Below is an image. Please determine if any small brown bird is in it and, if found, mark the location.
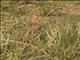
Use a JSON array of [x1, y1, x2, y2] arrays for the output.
[[24, 15, 42, 40]]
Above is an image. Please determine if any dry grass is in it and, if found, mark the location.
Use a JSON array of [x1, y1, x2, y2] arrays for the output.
[[0, 1, 80, 60]]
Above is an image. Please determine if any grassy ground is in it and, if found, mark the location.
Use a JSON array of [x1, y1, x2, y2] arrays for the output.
[[0, 1, 80, 60]]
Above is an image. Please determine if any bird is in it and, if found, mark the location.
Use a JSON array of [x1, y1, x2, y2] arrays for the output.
[[24, 15, 42, 41]]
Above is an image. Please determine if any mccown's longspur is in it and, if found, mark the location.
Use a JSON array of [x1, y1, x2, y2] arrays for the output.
[[23, 15, 43, 41]]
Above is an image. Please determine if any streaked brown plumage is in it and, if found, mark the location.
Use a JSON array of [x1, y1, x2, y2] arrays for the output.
[[24, 15, 42, 40]]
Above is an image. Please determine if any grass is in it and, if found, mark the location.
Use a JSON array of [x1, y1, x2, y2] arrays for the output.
[[0, 1, 80, 60]]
